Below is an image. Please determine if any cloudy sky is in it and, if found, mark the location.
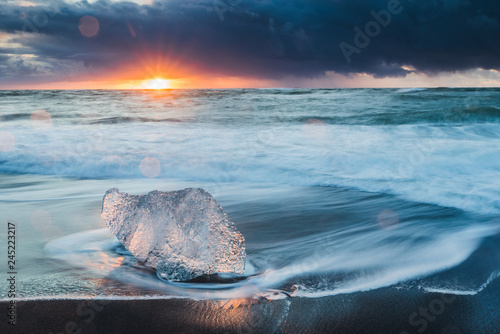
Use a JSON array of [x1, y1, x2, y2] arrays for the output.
[[0, 0, 500, 88]]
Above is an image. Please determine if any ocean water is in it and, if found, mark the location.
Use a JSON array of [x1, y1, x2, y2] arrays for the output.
[[1, 88, 500, 301]]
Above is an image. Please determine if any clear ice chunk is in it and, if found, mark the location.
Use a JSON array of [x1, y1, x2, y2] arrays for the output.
[[101, 188, 246, 281]]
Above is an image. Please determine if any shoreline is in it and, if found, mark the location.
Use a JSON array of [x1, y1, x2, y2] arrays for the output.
[[2, 278, 499, 334]]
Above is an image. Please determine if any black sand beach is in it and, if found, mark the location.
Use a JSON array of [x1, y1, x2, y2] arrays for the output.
[[3, 276, 500, 334]]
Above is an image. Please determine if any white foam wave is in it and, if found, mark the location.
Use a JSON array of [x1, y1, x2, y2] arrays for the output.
[[3, 123, 500, 214], [251, 225, 499, 298], [44, 223, 499, 300], [422, 270, 500, 296]]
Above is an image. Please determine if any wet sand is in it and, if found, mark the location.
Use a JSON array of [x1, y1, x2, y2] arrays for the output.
[[2, 277, 499, 334]]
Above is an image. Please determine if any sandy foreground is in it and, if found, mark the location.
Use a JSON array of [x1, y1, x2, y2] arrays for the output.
[[2, 277, 499, 334]]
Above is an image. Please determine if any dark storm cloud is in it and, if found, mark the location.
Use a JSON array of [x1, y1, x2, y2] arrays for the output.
[[0, 0, 499, 80]]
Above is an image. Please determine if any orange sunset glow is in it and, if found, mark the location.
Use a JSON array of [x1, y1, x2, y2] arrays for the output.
[[1, 0, 500, 90]]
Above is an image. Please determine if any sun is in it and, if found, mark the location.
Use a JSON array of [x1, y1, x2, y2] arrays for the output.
[[141, 78, 171, 89]]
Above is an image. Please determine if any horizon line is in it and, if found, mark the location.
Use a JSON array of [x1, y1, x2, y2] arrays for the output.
[[1, 86, 499, 91]]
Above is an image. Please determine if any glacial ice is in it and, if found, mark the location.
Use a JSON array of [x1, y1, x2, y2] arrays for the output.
[[101, 188, 246, 281]]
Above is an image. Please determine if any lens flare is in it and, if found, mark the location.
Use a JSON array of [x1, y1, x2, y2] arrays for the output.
[[140, 157, 161, 178], [378, 209, 400, 230], [79, 16, 99, 37], [31, 109, 52, 129]]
